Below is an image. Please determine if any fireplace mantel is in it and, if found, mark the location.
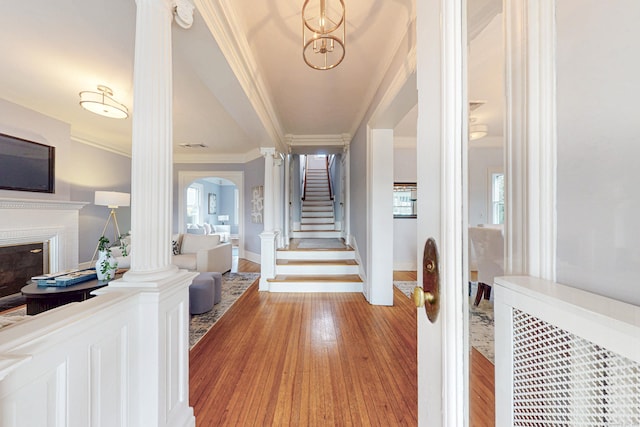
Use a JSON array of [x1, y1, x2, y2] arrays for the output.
[[0, 197, 88, 273], [0, 197, 87, 211]]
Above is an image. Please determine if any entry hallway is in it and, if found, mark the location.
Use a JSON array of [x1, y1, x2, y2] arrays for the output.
[[189, 279, 417, 425]]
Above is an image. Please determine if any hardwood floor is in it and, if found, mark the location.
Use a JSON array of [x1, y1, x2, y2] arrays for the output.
[[394, 270, 495, 426], [190, 263, 494, 426], [190, 273, 417, 425]]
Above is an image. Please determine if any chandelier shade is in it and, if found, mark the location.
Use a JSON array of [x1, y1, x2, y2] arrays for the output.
[[302, 0, 346, 70], [79, 85, 129, 119]]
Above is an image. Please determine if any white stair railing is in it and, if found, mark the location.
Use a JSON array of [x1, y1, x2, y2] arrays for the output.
[[494, 276, 640, 427]]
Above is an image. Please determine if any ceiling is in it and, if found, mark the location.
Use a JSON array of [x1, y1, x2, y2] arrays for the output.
[[0, 0, 501, 162]]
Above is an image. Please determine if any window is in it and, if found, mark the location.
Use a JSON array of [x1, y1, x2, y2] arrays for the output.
[[393, 183, 417, 218], [491, 173, 505, 224], [187, 183, 203, 225]]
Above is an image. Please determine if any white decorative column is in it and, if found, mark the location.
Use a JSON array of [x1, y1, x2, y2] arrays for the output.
[[283, 152, 291, 246], [274, 156, 284, 248], [104, 1, 197, 426], [342, 142, 351, 245], [259, 147, 276, 290]]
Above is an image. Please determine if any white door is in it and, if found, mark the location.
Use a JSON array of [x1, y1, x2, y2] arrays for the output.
[[416, 0, 468, 425]]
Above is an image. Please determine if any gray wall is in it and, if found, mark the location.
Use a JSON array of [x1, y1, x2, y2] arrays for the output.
[[468, 146, 503, 226], [556, 0, 640, 305], [68, 142, 131, 263], [173, 160, 264, 254], [349, 21, 416, 271], [243, 156, 265, 254], [0, 98, 132, 265], [393, 146, 417, 270]]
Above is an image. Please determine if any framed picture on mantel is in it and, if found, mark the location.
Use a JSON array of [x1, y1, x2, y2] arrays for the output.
[[208, 193, 217, 215]]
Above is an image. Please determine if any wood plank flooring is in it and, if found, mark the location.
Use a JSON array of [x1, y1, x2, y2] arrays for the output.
[[190, 273, 417, 425], [191, 262, 494, 426]]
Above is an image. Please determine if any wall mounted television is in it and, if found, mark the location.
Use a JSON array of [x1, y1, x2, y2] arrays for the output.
[[0, 133, 55, 193]]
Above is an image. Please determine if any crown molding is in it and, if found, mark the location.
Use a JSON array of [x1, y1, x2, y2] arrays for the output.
[[71, 135, 132, 158], [195, 0, 285, 152], [285, 134, 352, 147]]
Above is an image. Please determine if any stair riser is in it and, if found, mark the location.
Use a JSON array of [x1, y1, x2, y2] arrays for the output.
[[301, 212, 334, 218], [302, 201, 333, 206], [277, 251, 355, 261], [301, 218, 334, 225], [268, 282, 363, 293], [291, 231, 342, 238], [305, 197, 331, 201], [275, 264, 360, 275], [301, 224, 335, 231], [302, 206, 333, 212]]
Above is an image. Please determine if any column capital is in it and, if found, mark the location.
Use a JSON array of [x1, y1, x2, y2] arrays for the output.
[[260, 147, 276, 157], [173, 0, 194, 28]]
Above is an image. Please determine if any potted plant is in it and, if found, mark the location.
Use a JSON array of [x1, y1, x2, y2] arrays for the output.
[[96, 236, 118, 281]]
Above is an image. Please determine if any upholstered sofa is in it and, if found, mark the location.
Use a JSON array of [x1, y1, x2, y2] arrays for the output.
[[171, 233, 232, 273], [186, 223, 231, 242]]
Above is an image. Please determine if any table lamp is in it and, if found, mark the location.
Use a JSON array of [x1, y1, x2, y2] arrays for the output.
[[218, 215, 229, 225]]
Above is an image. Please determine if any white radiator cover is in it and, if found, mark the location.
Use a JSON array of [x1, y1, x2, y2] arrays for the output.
[[494, 276, 640, 426]]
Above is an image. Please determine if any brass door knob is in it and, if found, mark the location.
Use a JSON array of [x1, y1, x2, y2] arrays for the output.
[[413, 287, 436, 308]]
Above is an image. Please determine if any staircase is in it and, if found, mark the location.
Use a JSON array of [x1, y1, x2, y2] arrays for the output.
[[268, 161, 363, 292]]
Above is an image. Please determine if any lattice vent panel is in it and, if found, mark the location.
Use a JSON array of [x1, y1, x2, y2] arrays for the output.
[[512, 309, 640, 426]]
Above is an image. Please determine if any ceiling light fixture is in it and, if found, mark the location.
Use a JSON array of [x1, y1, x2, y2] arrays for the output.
[[79, 85, 129, 119], [302, 0, 345, 70], [470, 124, 489, 140]]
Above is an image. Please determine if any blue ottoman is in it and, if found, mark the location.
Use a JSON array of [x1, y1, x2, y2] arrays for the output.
[[189, 272, 222, 315]]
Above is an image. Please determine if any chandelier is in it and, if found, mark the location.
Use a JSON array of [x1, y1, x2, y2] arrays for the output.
[[302, 0, 345, 70]]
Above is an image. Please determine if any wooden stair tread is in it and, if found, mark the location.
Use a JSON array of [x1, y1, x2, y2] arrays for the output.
[[268, 274, 363, 282]]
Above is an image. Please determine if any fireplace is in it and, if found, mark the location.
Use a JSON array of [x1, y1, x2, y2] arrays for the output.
[[0, 198, 87, 289], [0, 242, 49, 298]]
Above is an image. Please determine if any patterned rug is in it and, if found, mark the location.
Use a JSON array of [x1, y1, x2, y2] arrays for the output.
[[393, 281, 495, 364], [189, 272, 259, 348]]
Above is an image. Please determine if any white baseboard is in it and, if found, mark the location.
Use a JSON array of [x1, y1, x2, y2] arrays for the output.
[[244, 250, 261, 264], [393, 261, 417, 271]]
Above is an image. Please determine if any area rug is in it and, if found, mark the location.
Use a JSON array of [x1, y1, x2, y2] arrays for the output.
[[0, 293, 26, 313], [393, 281, 495, 364], [189, 272, 259, 348]]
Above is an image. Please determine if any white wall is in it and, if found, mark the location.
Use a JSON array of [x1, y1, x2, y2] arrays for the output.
[[556, 0, 640, 305], [393, 145, 417, 270], [468, 146, 503, 226]]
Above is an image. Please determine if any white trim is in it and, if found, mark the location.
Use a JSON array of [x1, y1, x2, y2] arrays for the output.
[[393, 261, 418, 271], [177, 171, 244, 253], [194, 0, 285, 153], [525, 1, 557, 281], [72, 135, 132, 158], [504, 0, 557, 280], [0, 198, 87, 211], [173, 148, 263, 164], [504, 0, 529, 275], [416, 0, 467, 424], [243, 250, 261, 265]]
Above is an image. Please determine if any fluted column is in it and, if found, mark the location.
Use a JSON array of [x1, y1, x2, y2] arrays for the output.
[[259, 148, 276, 290], [125, 0, 178, 282], [283, 153, 291, 246], [273, 157, 283, 248]]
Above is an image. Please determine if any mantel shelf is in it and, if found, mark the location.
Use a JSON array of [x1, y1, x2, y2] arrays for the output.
[[0, 197, 88, 211]]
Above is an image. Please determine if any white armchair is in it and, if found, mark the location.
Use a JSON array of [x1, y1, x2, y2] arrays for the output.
[[171, 233, 232, 273], [468, 226, 504, 306]]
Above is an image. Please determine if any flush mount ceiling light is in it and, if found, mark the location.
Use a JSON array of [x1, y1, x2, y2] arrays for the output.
[[79, 85, 128, 119], [302, 0, 346, 70], [470, 124, 489, 140]]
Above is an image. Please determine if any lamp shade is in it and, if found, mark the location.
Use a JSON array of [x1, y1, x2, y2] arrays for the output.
[[95, 191, 130, 208], [218, 215, 229, 222]]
